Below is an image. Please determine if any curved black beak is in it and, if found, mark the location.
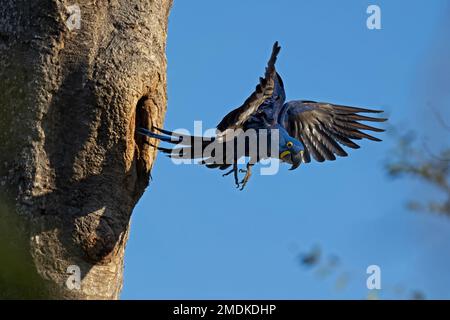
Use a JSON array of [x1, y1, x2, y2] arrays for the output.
[[289, 151, 303, 170]]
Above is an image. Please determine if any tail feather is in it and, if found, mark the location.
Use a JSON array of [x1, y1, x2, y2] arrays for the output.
[[150, 126, 214, 147], [137, 127, 182, 144], [139, 127, 244, 170], [138, 126, 216, 160]]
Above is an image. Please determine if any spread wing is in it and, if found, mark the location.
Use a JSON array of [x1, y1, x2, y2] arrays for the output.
[[281, 101, 387, 163], [216, 42, 281, 135], [244, 72, 286, 129]]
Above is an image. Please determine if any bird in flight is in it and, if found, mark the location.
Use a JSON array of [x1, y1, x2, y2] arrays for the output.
[[138, 42, 387, 190]]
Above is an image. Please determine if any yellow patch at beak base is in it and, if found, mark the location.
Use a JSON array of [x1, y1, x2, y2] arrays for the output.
[[280, 150, 291, 159]]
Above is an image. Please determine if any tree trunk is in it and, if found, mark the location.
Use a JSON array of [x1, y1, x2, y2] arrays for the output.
[[0, 0, 172, 299]]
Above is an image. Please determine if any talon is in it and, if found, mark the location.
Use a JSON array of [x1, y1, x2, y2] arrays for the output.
[[222, 168, 234, 177], [223, 163, 240, 188], [233, 164, 239, 187], [239, 177, 249, 190], [239, 163, 253, 190], [239, 179, 249, 191]]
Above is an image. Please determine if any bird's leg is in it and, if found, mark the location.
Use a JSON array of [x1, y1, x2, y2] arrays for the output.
[[222, 167, 234, 177], [239, 162, 254, 191], [233, 163, 239, 188], [222, 163, 240, 188]]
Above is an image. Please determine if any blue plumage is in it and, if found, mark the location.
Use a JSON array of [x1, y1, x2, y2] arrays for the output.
[[138, 42, 387, 189]]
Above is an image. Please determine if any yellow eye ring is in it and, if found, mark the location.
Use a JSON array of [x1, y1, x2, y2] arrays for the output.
[[286, 141, 293, 148]]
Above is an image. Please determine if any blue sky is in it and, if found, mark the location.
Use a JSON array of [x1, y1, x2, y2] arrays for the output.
[[122, 1, 450, 299]]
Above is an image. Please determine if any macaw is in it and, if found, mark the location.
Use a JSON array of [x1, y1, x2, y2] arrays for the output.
[[138, 42, 387, 190]]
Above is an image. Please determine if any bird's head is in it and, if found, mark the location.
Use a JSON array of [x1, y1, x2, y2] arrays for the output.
[[277, 127, 304, 170]]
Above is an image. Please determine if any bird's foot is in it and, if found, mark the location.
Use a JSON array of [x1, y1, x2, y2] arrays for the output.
[[239, 165, 253, 191], [222, 168, 234, 177], [234, 166, 240, 188], [223, 164, 240, 188]]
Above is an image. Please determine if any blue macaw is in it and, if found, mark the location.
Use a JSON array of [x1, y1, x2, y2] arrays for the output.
[[138, 42, 387, 190]]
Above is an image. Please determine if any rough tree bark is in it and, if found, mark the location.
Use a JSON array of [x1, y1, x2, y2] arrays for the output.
[[0, 0, 172, 299]]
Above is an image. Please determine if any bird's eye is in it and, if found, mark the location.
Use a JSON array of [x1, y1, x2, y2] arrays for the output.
[[286, 141, 293, 148]]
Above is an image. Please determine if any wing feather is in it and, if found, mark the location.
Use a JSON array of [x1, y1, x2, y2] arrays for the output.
[[217, 42, 281, 133], [281, 101, 386, 163]]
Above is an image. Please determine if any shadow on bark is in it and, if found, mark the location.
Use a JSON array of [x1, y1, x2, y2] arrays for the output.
[[26, 63, 153, 280]]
